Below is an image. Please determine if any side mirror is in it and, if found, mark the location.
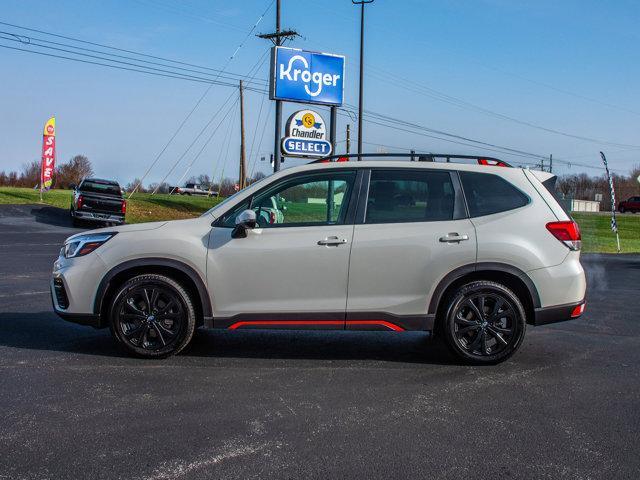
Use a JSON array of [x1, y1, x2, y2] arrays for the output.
[[232, 209, 257, 238]]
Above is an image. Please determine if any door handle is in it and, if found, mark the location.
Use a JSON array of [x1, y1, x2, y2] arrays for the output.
[[317, 236, 348, 246], [439, 233, 469, 243]]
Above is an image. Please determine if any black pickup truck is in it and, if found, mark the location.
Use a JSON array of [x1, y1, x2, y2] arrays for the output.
[[70, 178, 126, 227]]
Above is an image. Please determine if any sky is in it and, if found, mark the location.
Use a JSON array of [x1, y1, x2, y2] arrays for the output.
[[1, 0, 639, 186]]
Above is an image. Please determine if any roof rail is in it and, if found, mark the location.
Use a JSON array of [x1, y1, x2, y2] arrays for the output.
[[311, 153, 513, 167]]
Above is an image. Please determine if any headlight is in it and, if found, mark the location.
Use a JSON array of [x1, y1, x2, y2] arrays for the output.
[[63, 233, 116, 258]]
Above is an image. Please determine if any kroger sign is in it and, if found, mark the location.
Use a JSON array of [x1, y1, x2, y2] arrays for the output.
[[270, 47, 345, 106]]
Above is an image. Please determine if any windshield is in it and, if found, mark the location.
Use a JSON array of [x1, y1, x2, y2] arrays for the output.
[[201, 175, 273, 217], [80, 181, 122, 196]]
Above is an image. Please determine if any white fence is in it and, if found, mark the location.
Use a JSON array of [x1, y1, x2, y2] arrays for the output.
[[571, 200, 600, 212]]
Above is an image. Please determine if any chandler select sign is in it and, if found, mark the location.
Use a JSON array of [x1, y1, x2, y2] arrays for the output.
[[281, 110, 332, 158], [270, 47, 345, 106]]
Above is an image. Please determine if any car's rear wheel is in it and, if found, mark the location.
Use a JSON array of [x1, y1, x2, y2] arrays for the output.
[[109, 274, 196, 358], [441, 281, 526, 364]]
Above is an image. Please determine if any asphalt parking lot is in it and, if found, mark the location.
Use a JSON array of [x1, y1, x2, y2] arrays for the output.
[[0, 204, 639, 480]]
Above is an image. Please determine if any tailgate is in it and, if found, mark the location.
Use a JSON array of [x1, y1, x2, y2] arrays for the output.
[[80, 193, 123, 214]]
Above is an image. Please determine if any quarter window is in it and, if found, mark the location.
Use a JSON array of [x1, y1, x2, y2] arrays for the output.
[[365, 169, 455, 223], [460, 172, 529, 217]]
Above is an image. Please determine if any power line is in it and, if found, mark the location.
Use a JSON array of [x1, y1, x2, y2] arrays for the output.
[[0, 20, 262, 81], [361, 66, 640, 150], [169, 96, 240, 192], [0, 43, 254, 89], [132, 0, 248, 32], [158, 48, 271, 191], [343, 104, 549, 161], [153, 91, 238, 192], [249, 102, 274, 179], [130, 1, 273, 195], [0, 32, 268, 87]]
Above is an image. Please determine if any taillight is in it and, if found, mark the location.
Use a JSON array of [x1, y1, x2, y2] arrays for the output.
[[546, 221, 581, 251], [77, 195, 83, 209], [269, 211, 276, 224], [121, 200, 127, 214], [570, 303, 586, 318]]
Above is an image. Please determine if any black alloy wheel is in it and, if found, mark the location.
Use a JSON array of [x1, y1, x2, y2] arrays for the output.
[[442, 281, 526, 364], [110, 274, 195, 358]]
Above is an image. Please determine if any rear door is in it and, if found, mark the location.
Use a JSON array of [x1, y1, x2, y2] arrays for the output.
[[346, 168, 476, 331]]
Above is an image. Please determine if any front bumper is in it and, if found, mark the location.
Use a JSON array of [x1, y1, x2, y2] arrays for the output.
[[51, 252, 109, 328], [532, 300, 586, 326], [73, 210, 125, 224]]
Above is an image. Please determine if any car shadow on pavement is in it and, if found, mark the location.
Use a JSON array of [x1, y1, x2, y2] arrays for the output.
[[0, 312, 457, 365], [186, 328, 456, 364], [29, 205, 75, 228]]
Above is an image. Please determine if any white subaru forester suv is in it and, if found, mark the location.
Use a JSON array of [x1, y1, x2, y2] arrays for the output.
[[51, 154, 586, 364]]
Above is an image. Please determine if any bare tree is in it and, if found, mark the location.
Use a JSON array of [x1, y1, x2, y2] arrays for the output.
[[125, 178, 145, 193], [19, 161, 41, 188], [57, 155, 94, 187], [147, 182, 172, 194], [248, 171, 267, 185], [219, 177, 236, 196]]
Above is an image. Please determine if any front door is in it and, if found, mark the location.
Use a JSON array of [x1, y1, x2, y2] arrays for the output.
[[346, 168, 477, 331], [207, 170, 358, 329]]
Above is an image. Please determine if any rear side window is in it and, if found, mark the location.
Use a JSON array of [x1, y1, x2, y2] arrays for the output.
[[541, 176, 571, 216], [366, 169, 455, 223], [460, 172, 528, 217]]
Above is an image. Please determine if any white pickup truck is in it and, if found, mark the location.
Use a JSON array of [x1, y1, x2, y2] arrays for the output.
[[174, 183, 217, 196]]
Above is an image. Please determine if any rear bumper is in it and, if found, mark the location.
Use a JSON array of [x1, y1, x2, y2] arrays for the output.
[[73, 210, 125, 224], [532, 300, 585, 326]]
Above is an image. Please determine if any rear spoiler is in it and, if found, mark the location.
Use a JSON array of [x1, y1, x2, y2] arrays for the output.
[[527, 169, 555, 183]]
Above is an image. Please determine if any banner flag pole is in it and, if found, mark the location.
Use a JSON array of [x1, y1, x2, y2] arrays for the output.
[[600, 151, 621, 253], [41, 116, 56, 202]]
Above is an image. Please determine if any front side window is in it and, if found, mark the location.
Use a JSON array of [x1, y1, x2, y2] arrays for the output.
[[219, 171, 356, 228], [365, 169, 455, 224], [460, 171, 529, 217]]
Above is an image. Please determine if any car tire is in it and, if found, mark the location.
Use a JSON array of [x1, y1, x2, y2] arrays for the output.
[[440, 280, 526, 365], [71, 212, 82, 228], [109, 274, 196, 359]]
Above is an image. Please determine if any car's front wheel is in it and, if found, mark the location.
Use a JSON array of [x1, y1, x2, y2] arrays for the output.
[[109, 274, 196, 358], [441, 281, 526, 364]]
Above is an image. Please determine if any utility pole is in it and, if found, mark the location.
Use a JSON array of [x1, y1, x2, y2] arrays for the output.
[[239, 80, 247, 189], [272, 0, 282, 173], [330, 106, 337, 156], [549, 154, 553, 173], [257, 0, 299, 173], [346, 124, 351, 154], [352, 0, 374, 159]]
